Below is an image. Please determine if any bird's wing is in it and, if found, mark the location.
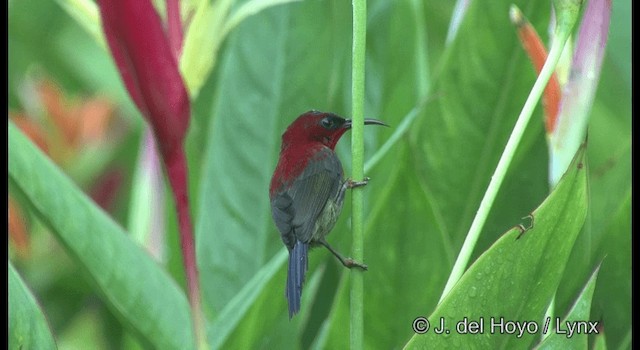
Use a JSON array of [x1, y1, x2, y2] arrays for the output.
[[271, 147, 343, 248]]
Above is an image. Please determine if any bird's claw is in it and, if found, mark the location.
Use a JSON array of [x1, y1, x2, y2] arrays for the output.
[[346, 177, 370, 189], [343, 258, 368, 271]]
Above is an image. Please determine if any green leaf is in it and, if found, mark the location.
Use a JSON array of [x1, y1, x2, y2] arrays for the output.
[[404, 145, 588, 349], [222, 0, 302, 38], [9, 263, 57, 350], [413, 0, 550, 249], [208, 250, 287, 349], [555, 29, 631, 347], [195, 0, 352, 319], [535, 264, 601, 349], [195, 4, 291, 319], [8, 0, 629, 347], [589, 191, 631, 350], [53, 0, 104, 48], [215, 252, 330, 350], [323, 142, 454, 350], [8, 122, 194, 350], [592, 333, 609, 350], [323, 1, 548, 348]]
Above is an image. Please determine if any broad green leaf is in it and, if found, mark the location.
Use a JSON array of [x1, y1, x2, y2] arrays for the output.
[[195, 3, 291, 319], [53, 0, 104, 48], [593, 333, 608, 350], [9, 263, 57, 350], [323, 142, 453, 350], [589, 192, 631, 350], [535, 264, 601, 349], [556, 145, 630, 324], [319, 1, 442, 346], [405, 145, 588, 349], [215, 251, 329, 350], [208, 250, 287, 349], [412, 0, 549, 250], [195, 0, 352, 319], [222, 0, 302, 39], [8, 0, 629, 347], [607, 0, 631, 88], [8, 122, 194, 350], [324, 0, 548, 348]]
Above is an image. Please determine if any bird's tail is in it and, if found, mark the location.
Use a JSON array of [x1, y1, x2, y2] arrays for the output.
[[286, 241, 308, 318]]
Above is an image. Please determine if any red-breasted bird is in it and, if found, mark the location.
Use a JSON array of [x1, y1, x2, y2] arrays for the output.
[[269, 110, 387, 318]]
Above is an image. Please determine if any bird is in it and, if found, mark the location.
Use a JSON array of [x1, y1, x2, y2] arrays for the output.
[[269, 110, 387, 318]]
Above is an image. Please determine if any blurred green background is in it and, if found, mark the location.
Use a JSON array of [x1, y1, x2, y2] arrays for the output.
[[9, 0, 630, 349]]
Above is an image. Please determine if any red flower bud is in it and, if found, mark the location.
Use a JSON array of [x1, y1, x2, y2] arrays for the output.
[[510, 6, 561, 134], [98, 2, 206, 345], [97, 0, 190, 160]]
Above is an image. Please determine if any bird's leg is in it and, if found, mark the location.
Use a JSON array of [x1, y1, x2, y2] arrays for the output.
[[318, 239, 368, 271], [326, 177, 370, 270]]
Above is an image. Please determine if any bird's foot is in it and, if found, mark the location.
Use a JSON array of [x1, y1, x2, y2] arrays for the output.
[[318, 239, 369, 271], [346, 177, 370, 189], [342, 258, 368, 271]]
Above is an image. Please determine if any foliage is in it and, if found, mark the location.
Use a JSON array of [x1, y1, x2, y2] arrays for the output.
[[8, 0, 630, 349]]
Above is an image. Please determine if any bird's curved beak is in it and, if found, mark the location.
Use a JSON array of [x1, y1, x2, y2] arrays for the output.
[[343, 118, 389, 129]]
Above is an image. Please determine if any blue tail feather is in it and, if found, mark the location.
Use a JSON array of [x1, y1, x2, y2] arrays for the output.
[[286, 242, 308, 318]]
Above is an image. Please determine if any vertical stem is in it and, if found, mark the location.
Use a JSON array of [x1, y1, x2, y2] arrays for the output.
[[165, 148, 207, 349], [350, 0, 366, 349]]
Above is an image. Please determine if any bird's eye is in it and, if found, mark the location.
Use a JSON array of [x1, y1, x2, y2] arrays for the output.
[[321, 117, 334, 129]]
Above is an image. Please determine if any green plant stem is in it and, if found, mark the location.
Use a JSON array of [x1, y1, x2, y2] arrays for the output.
[[438, 26, 573, 303], [350, 0, 366, 349]]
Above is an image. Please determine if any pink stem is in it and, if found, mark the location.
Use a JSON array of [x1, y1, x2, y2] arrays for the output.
[[165, 147, 206, 347]]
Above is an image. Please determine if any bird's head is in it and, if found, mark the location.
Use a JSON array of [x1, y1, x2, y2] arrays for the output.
[[281, 110, 387, 150]]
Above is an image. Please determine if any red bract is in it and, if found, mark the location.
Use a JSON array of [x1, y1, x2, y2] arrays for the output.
[[98, 0, 189, 161], [98, 0, 206, 346], [166, 0, 184, 59]]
